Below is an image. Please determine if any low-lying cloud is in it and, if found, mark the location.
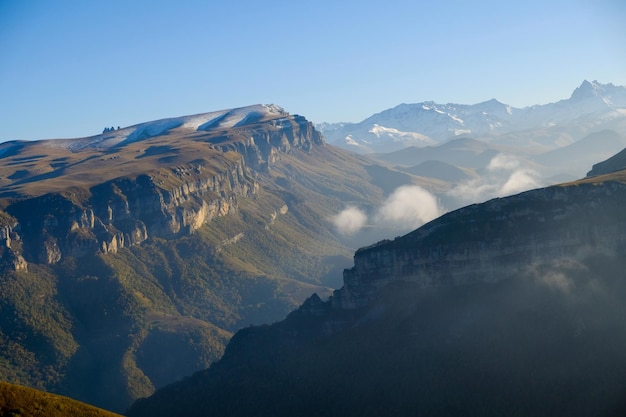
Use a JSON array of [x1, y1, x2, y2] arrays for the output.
[[332, 205, 367, 236], [333, 155, 541, 237], [376, 185, 443, 229], [525, 258, 587, 294], [448, 153, 542, 205], [333, 185, 443, 236]]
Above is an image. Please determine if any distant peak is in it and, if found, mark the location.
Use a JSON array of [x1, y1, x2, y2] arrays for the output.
[[570, 79, 607, 100]]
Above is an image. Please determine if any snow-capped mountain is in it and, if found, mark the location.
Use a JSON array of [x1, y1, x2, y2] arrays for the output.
[[31, 104, 288, 152], [319, 80, 626, 153]]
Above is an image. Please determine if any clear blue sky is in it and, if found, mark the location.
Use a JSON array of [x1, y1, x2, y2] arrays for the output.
[[1, 0, 624, 141]]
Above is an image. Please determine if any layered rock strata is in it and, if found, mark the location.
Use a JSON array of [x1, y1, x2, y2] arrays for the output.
[[0, 112, 322, 267], [332, 181, 626, 309]]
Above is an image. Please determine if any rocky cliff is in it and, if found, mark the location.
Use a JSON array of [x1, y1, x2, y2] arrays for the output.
[[332, 179, 626, 309], [0, 105, 381, 412], [127, 169, 626, 417], [5, 156, 250, 265], [0, 107, 322, 268]]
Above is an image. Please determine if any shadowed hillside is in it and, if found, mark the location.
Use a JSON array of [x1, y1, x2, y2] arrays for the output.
[[128, 168, 626, 417]]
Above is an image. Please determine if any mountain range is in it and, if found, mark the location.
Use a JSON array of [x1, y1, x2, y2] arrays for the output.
[[1, 83, 626, 415], [316, 81, 626, 214], [319, 80, 626, 154]]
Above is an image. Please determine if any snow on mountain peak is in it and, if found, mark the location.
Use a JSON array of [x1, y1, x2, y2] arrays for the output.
[[319, 80, 626, 154], [48, 104, 288, 152]]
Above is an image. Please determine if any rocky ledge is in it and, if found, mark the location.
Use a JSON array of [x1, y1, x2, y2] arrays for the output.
[[0, 109, 323, 267], [332, 180, 626, 309]]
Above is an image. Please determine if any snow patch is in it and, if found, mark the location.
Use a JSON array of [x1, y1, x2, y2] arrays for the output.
[[53, 104, 287, 151], [344, 135, 360, 146], [368, 124, 431, 143], [448, 114, 464, 124], [124, 118, 184, 144]]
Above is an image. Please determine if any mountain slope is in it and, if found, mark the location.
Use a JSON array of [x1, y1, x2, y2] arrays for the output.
[[128, 168, 626, 417], [400, 159, 473, 183], [587, 145, 626, 177], [370, 137, 505, 169], [0, 105, 431, 412], [0, 381, 122, 417], [531, 129, 626, 177]]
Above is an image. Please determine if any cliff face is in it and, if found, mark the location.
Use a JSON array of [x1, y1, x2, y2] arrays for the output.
[[127, 170, 626, 417], [0, 106, 398, 412], [332, 181, 626, 309], [208, 114, 324, 172], [0, 112, 321, 267], [5, 163, 244, 264]]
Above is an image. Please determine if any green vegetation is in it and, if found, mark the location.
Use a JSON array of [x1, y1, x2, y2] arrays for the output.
[[128, 253, 626, 417], [0, 266, 77, 390], [0, 115, 443, 412]]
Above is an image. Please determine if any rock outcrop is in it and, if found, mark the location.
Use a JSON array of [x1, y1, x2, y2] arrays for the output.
[[0, 111, 323, 266], [2, 156, 250, 264], [209, 114, 324, 172], [332, 180, 626, 309]]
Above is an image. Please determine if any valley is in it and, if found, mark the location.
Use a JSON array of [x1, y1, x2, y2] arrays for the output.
[[0, 81, 625, 415], [127, 166, 626, 417], [0, 104, 454, 412]]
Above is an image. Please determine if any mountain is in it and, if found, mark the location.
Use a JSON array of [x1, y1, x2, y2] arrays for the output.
[[400, 160, 473, 183], [336, 86, 626, 209], [531, 129, 626, 178], [319, 80, 626, 154], [588, 145, 626, 177], [0, 105, 437, 412], [370, 137, 506, 169], [319, 99, 514, 153], [0, 381, 122, 417], [127, 167, 626, 417]]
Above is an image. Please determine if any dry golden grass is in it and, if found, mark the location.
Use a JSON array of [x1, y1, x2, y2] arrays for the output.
[[564, 169, 626, 185], [0, 381, 123, 416], [0, 126, 248, 202]]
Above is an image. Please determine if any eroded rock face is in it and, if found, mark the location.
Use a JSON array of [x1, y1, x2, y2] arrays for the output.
[[4, 158, 250, 264], [332, 181, 626, 309], [1, 113, 323, 266], [210, 114, 323, 172]]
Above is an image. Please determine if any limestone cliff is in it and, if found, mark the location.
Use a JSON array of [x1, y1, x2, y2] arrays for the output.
[[208, 114, 324, 172], [332, 180, 626, 309], [0, 109, 323, 267]]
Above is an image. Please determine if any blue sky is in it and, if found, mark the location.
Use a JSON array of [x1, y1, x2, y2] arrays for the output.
[[1, 0, 624, 141]]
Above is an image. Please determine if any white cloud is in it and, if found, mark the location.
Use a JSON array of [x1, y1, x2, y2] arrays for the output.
[[332, 205, 367, 236], [333, 185, 444, 236], [376, 185, 443, 229], [487, 153, 521, 171], [448, 153, 542, 205], [500, 169, 540, 196]]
